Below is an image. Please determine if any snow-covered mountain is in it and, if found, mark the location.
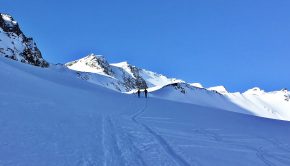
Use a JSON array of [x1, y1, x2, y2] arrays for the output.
[[63, 54, 290, 121], [222, 87, 290, 120], [151, 83, 290, 121], [65, 54, 182, 92], [0, 13, 48, 67]]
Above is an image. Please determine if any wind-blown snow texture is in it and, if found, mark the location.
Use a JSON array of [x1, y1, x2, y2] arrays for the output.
[[1, 56, 290, 166]]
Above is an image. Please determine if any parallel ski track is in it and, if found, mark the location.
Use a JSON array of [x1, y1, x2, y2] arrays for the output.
[[131, 99, 191, 166]]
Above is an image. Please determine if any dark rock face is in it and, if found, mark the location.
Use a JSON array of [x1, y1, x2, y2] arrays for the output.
[[115, 63, 148, 91], [0, 14, 22, 36], [127, 65, 148, 89], [90, 55, 114, 76], [0, 13, 49, 67]]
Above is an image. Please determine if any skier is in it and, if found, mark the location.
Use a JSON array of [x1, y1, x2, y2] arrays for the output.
[[144, 88, 148, 98], [137, 89, 141, 98]]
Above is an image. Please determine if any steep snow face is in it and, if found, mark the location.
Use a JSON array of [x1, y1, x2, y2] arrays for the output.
[[152, 83, 290, 121], [65, 54, 182, 92], [0, 13, 49, 67], [65, 54, 113, 76]]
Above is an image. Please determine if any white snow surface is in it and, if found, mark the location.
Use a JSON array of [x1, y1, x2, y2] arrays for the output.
[[152, 83, 290, 121], [208, 85, 228, 94], [1, 56, 290, 166], [190, 83, 203, 88]]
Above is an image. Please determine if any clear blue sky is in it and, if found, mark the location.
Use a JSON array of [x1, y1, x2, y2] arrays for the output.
[[2, 0, 290, 92]]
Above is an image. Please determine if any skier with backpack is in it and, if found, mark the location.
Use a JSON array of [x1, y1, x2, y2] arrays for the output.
[[144, 88, 148, 98]]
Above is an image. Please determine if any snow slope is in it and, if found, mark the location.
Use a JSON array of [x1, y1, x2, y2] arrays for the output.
[[1, 56, 290, 166], [151, 83, 290, 121]]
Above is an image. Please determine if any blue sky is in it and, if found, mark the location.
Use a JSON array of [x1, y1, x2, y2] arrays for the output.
[[2, 0, 290, 92]]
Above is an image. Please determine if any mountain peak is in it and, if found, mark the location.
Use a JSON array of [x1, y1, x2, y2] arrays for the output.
[[69, 54, 108, 64], [1, 13, 17, 26], [65, 54, 113, 76], [86, 53, 103, 58], [1, 13, 16, 24], [82, 53, 106, 62], [0, 13, 49, 67]]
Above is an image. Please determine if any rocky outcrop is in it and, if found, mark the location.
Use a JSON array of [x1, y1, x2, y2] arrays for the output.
[[0, 13, 49, 67]]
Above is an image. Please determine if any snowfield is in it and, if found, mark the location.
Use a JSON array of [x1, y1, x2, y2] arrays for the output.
[[1, 57, 290, 166]]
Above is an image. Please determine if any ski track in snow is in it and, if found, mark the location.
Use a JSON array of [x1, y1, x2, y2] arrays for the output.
[[93, 99, 290, 166], [162, 127, 290, 166], [102, 116, 125, 166], [131, 99, 192, 166], [140, 114, 290, 166], [102, 115, 147, 166]]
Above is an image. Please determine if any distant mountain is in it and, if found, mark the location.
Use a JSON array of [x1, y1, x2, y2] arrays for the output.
[[0, 13, 48, 67], [151, 83, 290, 120], [65, 54, 182, 92]]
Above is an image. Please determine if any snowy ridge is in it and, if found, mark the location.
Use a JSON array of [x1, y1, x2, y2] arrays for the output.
[[65, 54, 182, 92], [152, 83, 290, 121], [152, 83, 251, 115]]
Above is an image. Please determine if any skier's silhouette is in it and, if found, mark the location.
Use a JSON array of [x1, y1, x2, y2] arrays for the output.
[[137, 89, 141, 98], [144, 88, 148, 98]]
